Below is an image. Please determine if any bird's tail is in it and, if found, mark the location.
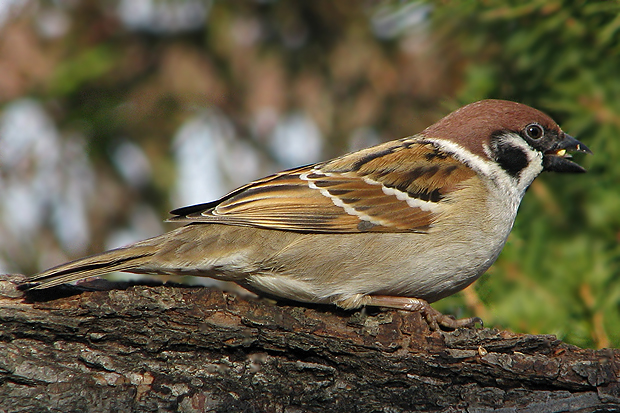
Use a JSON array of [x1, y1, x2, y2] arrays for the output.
[[22, 244, 157, 290]]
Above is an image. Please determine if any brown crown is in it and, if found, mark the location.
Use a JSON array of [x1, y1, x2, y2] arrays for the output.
[[422, 100, 561, 158]]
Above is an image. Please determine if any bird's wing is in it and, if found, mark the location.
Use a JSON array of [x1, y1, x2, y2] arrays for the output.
[[168, 138, 478, 233]]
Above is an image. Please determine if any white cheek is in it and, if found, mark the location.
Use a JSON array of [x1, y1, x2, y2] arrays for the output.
[[427, 136, 543, 207]]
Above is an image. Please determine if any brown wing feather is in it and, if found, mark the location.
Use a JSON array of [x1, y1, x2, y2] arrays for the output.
[[169, 138, 478, 233]]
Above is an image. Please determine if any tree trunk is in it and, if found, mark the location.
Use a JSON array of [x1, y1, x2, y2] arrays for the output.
[[0, 274, 618, 413]]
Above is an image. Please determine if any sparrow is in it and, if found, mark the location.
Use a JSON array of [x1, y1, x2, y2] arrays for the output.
[[22, 100, 591, 330]]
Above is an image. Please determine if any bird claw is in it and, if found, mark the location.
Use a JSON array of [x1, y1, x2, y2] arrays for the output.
[[420, 304, 483, 331], [430, 313, 483, 331], [362, 295, 483, 331]]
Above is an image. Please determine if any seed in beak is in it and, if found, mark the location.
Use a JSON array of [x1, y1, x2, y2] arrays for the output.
[[557, 149, 567, 157]]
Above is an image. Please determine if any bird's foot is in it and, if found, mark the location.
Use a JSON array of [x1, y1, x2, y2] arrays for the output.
[[364, 295, 483, 331]]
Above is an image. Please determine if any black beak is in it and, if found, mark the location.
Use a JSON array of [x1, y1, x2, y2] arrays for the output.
[[542, 133, 592, 173]]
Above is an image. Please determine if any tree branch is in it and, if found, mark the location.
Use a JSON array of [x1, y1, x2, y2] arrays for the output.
[[1, 274, 618, 412]]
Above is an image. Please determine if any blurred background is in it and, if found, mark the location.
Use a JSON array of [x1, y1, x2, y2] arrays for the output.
[[0, 0, 618, 349]]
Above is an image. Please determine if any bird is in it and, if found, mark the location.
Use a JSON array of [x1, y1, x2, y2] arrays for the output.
[[21, 99, 591, 330]]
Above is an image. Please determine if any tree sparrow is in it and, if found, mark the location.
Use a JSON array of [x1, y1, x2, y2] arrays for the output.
[[22, 100, 591, 330]]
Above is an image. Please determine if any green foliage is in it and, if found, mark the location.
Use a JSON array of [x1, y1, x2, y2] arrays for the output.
[[49, 46, 118, 97], [428, 0, 620, 348]]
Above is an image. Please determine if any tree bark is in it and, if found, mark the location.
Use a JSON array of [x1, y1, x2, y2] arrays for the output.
[[0, 274, 618, 413]]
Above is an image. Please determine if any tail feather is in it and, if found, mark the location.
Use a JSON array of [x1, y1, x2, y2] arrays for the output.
[[23, 246, 155, 290]]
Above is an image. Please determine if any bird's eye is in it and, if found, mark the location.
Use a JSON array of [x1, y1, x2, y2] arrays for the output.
[[525, 123, 544, 140]]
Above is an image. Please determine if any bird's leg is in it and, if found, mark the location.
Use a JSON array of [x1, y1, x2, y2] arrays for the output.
[[365, 295, 483, 331]]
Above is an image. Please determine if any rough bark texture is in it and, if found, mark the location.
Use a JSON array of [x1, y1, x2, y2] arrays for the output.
[[0, 274, 619, 413]]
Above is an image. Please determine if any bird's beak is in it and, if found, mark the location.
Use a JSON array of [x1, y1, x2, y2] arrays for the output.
[[542, 133, 592, 173]]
